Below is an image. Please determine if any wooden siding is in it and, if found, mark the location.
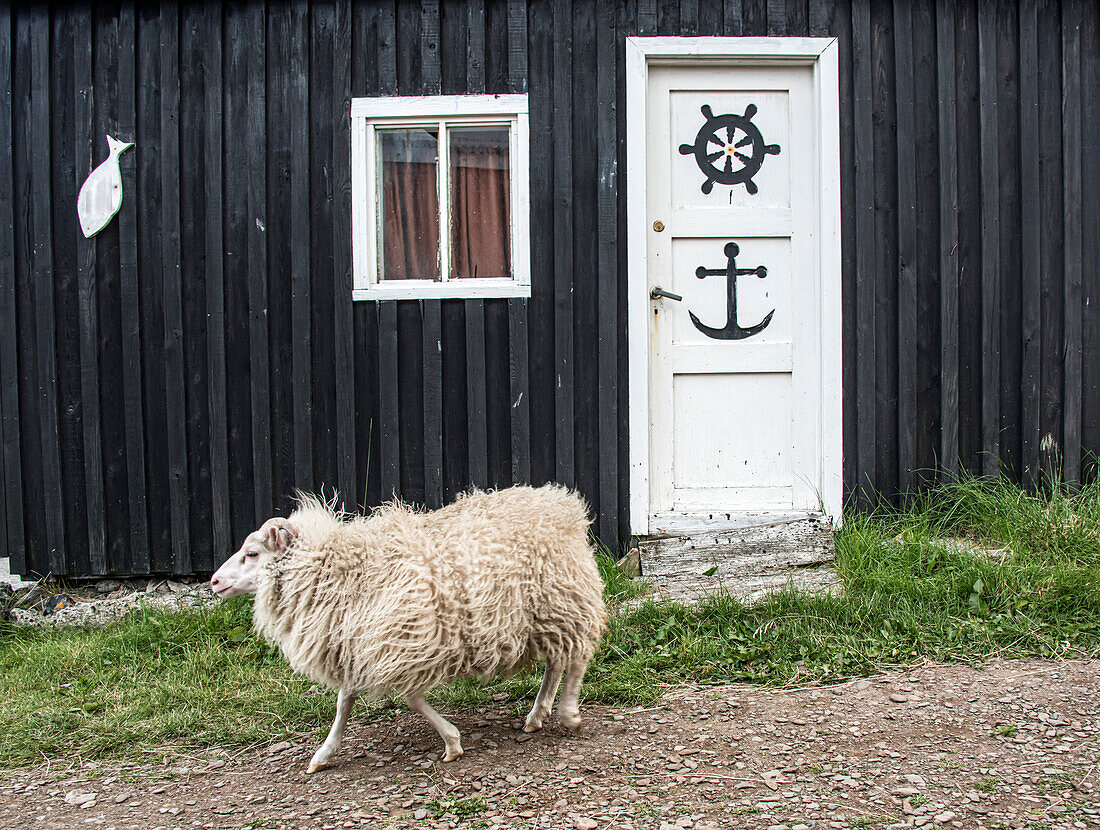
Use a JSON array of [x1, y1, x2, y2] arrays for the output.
[[0, 0, 1098, 576]]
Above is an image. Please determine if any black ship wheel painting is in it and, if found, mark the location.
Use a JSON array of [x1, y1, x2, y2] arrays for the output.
[[678, 104, 781, 195]]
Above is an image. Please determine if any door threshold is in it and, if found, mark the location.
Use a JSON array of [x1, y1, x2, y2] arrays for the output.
[[648, 510, 820, 536]]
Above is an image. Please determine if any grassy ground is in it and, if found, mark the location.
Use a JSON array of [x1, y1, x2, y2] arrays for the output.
[[1, 474, 1098, 769]]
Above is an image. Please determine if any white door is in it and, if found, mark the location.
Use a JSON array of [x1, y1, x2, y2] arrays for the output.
[[628, 41, 842, 533]]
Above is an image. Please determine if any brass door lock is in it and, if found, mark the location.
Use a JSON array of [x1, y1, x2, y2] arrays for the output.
[[652, 220, 665, 232]]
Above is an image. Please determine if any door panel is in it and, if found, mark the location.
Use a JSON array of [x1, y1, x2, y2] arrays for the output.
[[647, 63, 818, 517]]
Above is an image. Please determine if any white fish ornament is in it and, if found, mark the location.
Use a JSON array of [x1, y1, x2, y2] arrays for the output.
[[77, 134, 134, 238]]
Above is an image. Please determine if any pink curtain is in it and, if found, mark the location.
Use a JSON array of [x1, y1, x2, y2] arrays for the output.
[[450, 128, 511, 278]]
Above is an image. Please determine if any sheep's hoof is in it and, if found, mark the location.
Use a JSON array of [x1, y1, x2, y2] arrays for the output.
[[562, 715, 582, 732], [442, 747, 464, 762], [522, 717, 543, 733], [306, 761, 330, 774]]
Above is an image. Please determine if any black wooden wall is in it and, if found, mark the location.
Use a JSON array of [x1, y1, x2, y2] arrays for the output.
[[1, 0, 1097, 577]]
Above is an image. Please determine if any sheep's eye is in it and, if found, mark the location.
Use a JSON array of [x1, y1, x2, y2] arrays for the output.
[[246, 550, 259, 558]]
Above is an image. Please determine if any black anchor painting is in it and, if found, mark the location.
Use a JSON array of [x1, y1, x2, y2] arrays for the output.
[[689, 242, 773, 340], [678, 104, 781, 195]]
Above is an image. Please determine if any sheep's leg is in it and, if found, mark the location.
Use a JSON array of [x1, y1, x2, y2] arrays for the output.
[[406, 692, 463, 762], [555, 658, 589, 731], [523, 660, 562, 733], [307, 688, 359, 774]]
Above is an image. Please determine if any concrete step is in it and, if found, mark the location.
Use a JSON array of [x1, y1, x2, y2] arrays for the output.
[[637, 513, 837, 604]]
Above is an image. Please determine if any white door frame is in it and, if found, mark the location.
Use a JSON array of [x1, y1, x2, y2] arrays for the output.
[[626, 36, 843, 536]]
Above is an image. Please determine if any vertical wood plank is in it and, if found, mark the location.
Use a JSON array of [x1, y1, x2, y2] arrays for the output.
[[723, 0, 743, 35], [72, 4, 105, 573], [421, 0, 443, 507], [423, 299, 443, 506], [1018, 0, 1040, 487], [553, 0, 575, 487], [978, 0, 1001, 477], [743, 0, 766, 35], [204, 2, 230, 557], [0, 3, 25, 574], [30, 7, 67, 573], [507, 0, 530, 487], [379, 0, 397, 95], [465, 0, 489, 490], [852, 0, 875, 502], [160, 0, 190, 571], [266, 5, 293, 511], [1036, 0, 1063, 484], [1081, 2, 1100, 481], [379, 301, 401, 500], [871, 0, 898, 496], [333, 0, 355, 507], [767, 0, 786, 35], [835, 0, 857, 499], [422, 0, 441, 94], [994, 0, 1022, 480], [1062, 0, 1083, 483], [466, 299, 489, 489], [938, 0, 959, 478], [375, 3, 400, 502], [289, 0, 313, 495], [525, 0, 553, 484], [49, 9, 87, 574], [638, 0, 657, 35], [596, 0, 618, 546], [178, 3, 213, 569], [246, 3, 272, 521], [809, 0, 833, 35], [681, 0, 699, 35], [894, 0, 917, 493]]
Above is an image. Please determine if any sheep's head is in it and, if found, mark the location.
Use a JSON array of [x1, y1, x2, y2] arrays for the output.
[[210, 518, 298, 598]]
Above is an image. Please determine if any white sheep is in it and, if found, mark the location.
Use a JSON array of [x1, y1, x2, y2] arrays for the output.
[[210, 485, 607, 773]]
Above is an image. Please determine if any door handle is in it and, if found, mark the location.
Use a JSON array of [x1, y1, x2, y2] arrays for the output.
[[650, 287, 683, 302]]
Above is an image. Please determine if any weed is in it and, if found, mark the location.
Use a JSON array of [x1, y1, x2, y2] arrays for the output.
[[975, 776, 998, 793], [425, 796, 487, 819], [993, 724, 1018, 737]]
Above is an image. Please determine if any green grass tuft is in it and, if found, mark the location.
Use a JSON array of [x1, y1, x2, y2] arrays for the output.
[[1, 473, 1099, 767]]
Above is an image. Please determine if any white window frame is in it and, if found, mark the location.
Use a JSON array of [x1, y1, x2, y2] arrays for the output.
[[351, 94, 531, 300]]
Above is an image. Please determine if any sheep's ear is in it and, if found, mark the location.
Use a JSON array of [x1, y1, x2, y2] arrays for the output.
[[266, 525, 284, 551], [263, 518, 298, 552]]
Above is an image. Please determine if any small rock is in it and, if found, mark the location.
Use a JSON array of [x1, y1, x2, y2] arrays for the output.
[[890, 693, 910, 703], [64, 791, 97, 806], [413, 808, 428, 820], [42, 594, 75, 615], [934, 811, 957, 824], [268, 741, 293, 754], [574, 819, 598, 830], [205, 760, 226, 771], [95, 579, 122, 594], [904, 774, 927, 787]]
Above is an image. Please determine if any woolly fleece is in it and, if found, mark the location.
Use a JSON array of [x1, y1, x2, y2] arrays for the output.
[[252, 485, 608, 698]]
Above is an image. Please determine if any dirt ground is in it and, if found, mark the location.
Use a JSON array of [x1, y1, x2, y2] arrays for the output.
[[2, 659, 1097, 830]]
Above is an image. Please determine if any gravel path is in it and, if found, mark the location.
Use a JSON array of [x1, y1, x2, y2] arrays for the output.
[[2, 659, 1097, 830]]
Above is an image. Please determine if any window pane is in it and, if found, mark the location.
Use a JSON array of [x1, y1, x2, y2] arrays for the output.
[[449, 127, 511, 279], [378, 128, 440, 280]]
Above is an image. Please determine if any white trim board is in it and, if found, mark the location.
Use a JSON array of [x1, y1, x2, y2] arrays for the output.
[[626, 36, 843, 536], [350, 94, 531, 301]]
